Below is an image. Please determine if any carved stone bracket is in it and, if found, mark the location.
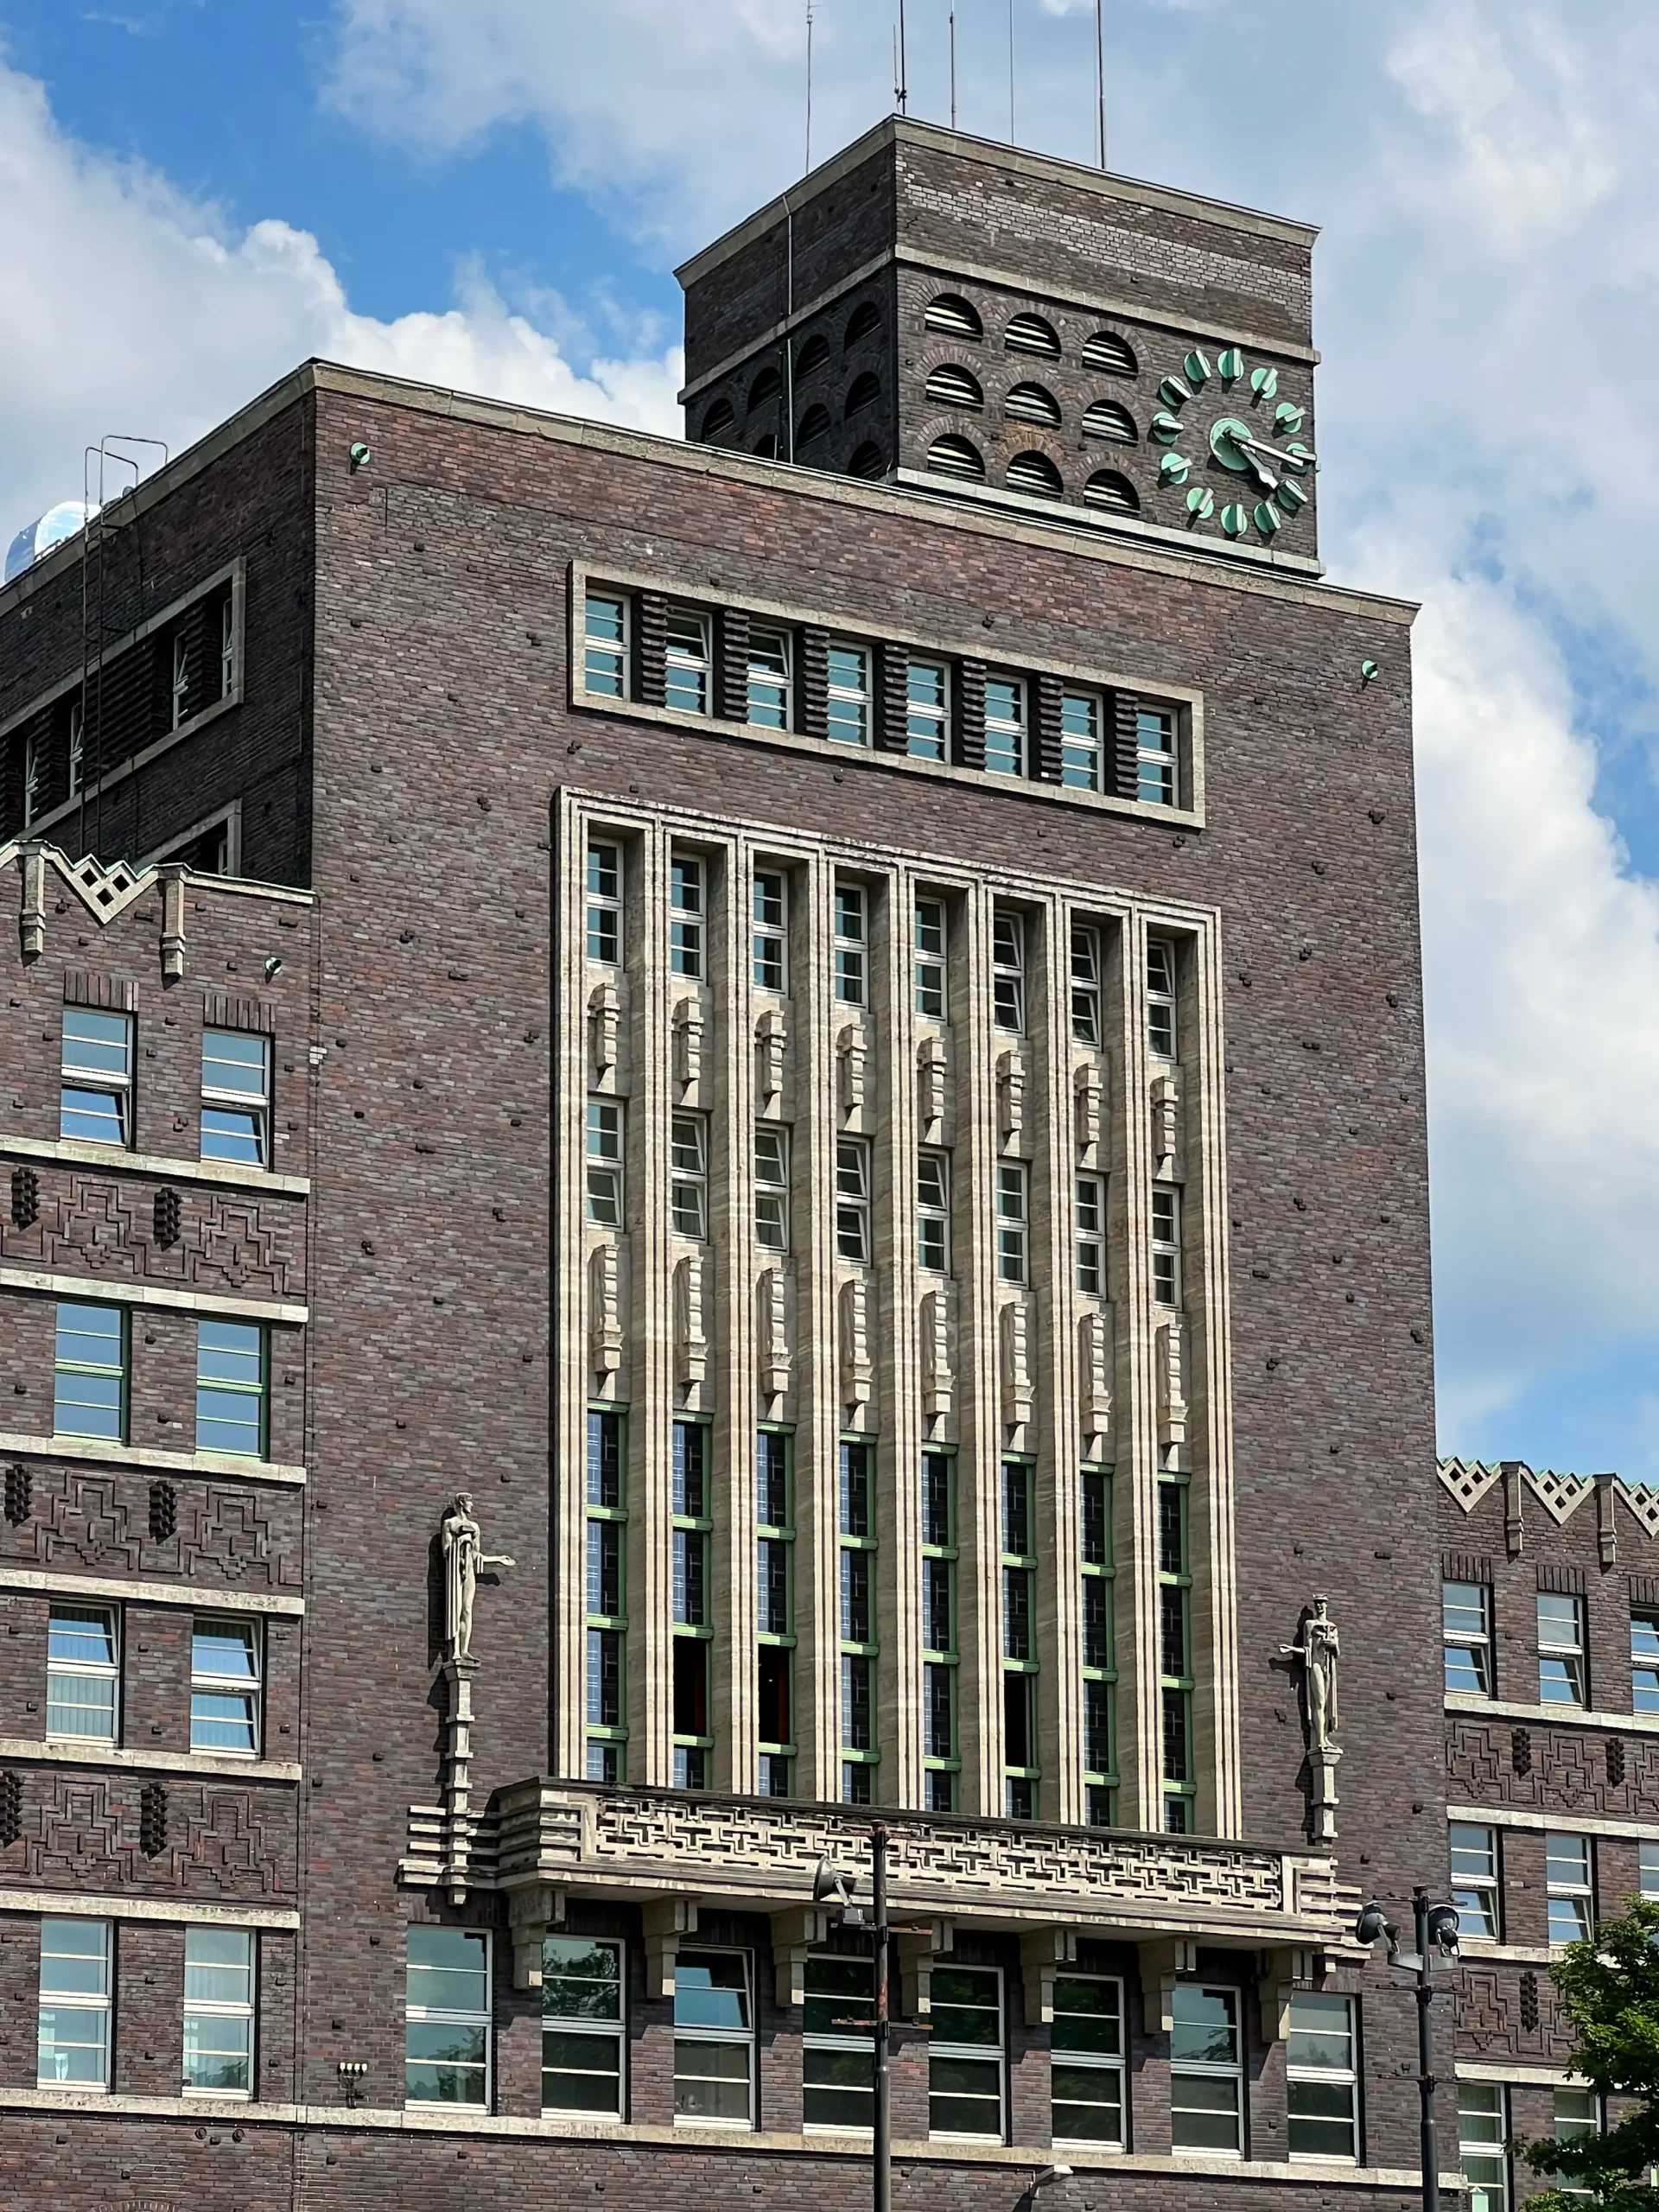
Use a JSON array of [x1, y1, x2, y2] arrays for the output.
[[506, 1881, 567, 1991], [672, 998, 703, 1100], [1073, 1062, 1103, 1163], [643, 1897, 699, 1999], [897, 1918, 954, 2017], [771, 1905, 835, 2010], [837, 1025, 868, 1125], [588, 982, 620, 1081], [1256, 1946, 1324, 2043], [996, 1051, 1025, 1147], [1141, 1936, 1198, 2035], [1020, 1927, 1079, 2026]]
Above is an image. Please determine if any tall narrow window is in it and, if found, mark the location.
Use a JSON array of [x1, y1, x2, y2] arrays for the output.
[[1061, 690, 1103, 792], [1071, 924, 1102, 1044], [1551, 2088, 1600, 2196], [672, 1421, 713, 1790], [183, 1928, 255, 2096], [992, 910, 1026, 1031], [1287, 1993, 1358, 2161], [1170, 1984, 1242, 2153], [914, 898, 947, 1016], [804, 1954, 874, 2129], [47, 1603, 119, 1744], [587, 842, 622, 963], [907, 660, 950, 761], [747, 628, 792, 729], [1001, 1459, 1039, 1820], [219, 597, 236, 698], [37, 1919, 111, 2089], [1151, 1185, 1182, 1306], [1081, 1465, 1117, 1826], [835, 885, 867, 1006], [200, 1029, 270, 1166], [405, 1928, 490, 2107], [753, 870, 787, 990], [54, 1301, 128, 1443], [583, 592, 629, 697], [1450, 1822, 1500, 1939], [928, 1967, 1004, 2140], [757, 1430, 794, 1797], [1538, 1592, 1588, 1707], [1458, 2084, 1510, 2212], [190, 1616, 261, 1756], [754, 1126, 791, 1250], [586, 1101, 624, 1225], [671, 1113, 709, 1240], [827, 643, 871, 747], [839, 1439, 878, 1803], [918, 1152, 951, 1274], [671, 855, 704, 977], [984, 677, 1026, 778], [672, 1952, 753, 2126], [1076, 1176, 1106, 1297], [61, 1007, 133, 1147], [921, 1451, 958, 1811], [67, 700, 85, 798], [836, 1137, 871, 1262], [585, 1408, 627, 1782], [1052, 1974, 1125, 2147], [995, 1163, 1028, 1284], [1136, 705, 1179, 806], [1158, 1478, 1194, 1832], [196, 1320, 267, 1458], [171, 634, 191, 729], [1634, 1605, 1659, 1713], [1547, 1834, 1593, 1945], [22, 730, 44, 827], [1443, 1581, 1494, 1696], [1643, 1841, 1659, 1901], [1147, 938, 1178, 1058], [665, 607, 712, 715], [542, 1937, 626, 2116]]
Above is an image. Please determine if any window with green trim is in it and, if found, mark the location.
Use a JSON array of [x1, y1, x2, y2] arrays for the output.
[[757, 1428, 795, 1797], [1081, 1465, 1117, 1827], [839, 1439, 878, 1804], [672, 1421, 713, 1789], [54, 1301, 127, 1444], [542, 1936, 625, 2115], [1001, 1459, 1039, 1820], [921, 1450, 958, 1812], [195, 1319, 267, 1459], [586, 1408, 627, 1783], [1158, 1478, 1194, 1831]]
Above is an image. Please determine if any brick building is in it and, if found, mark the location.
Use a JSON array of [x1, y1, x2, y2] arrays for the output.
[[0, 118, 1452, 2209]]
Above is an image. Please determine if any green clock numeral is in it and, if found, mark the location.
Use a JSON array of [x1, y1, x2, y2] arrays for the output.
[[1186, 487, 1215, 521], [1250, 365, 1280, 401], [1284, 443, 1316, 474], [1254, 500, 1281, 537], [1220, 502, 1249, 538], [1159, 376, 1193, 409], [1149, 411, 1184, 445], [1217, 347, 1244, 383], [1160, 453, 1192, 485], [1275, 480, 1307, 514], [1183, 350, 1211, 386], [1274, 401, 1305, 435]]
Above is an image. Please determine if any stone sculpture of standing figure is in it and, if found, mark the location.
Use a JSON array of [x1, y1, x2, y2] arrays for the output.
[[441, 1492, 517, 1661], [1281, 1593, 1340, 1750]]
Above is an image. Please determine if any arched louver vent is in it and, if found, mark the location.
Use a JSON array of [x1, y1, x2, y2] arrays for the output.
[[844, 372, 881, 419], [797, 334, 831, 376], [925, 363, 984, 410], [926, 434, 986, 481], [796, 404, 833, 448], [1084, 470, 1140, 514], [848, 443, 887, 480], [700, 397, 735, 442], [753, 433, 778, 459], [925, 293, 982, 339], [844, 301, 882, 347], [1006, 383, 1061, 427], [747, 366, 781, 410], [1082, 331, 1137, 376], [1007, 450, 1064, 499], [1082, 399, 1137, 443], [1004, 313, 1060, 358]]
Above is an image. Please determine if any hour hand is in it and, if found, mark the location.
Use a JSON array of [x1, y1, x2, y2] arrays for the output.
[[1238, 431, 1317, 472]]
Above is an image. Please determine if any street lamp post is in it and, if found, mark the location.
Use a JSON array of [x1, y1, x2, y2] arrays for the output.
[[872, 1822, 891, 2212], [1356, 1889, 1462, 2212]]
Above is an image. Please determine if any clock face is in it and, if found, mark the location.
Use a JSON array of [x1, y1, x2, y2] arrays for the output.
[[1145, 345, 1316, 547]]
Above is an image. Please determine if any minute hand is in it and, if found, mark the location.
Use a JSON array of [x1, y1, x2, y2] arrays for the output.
[[1235, 431, 1317, 469]]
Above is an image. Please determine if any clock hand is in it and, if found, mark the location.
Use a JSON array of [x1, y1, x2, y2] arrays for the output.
[[1236, 431, 1318, 469]]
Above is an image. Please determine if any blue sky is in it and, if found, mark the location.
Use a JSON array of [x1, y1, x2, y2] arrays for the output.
[[3, 0, 1659, 1478]]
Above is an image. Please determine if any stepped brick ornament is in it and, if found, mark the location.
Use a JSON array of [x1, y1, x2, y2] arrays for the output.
[[440, 1492, 516, 1662]]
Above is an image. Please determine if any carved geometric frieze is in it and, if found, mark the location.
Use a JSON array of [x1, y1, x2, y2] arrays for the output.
[[1619, 1481, 1659, 1541], [674, 1253, 709, 1396], [1525, 1466, 1593, 1526], [754, 1007, 786, 1113], [756, 1267, 791, 1402], [10, 1771, 296, 1897], [838, 1275, 874, 1416], [0, 1468, 299, 1590], [999, 1297, 1033, 1429], [1439, 1458, 1503, 1513], [917, 1033, 950, 1139], [921, 1287, 953, 1421], [1078, 1309, 1112, 1444]]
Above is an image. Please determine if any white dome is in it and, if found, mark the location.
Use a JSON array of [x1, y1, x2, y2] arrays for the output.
[[4, 500, 99, 584]]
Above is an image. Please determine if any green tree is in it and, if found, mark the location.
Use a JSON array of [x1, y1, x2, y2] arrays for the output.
[[1522, 1896, 1659, 2209]]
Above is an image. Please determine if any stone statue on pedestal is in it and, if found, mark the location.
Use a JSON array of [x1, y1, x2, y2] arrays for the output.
[[441, 1491, 516, 1660], [1281, 1595, 1342, 1842]]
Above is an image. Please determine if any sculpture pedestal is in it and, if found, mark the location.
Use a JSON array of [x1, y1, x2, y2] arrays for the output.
[[441, 1653, 480, 1904], [1306, 1744, 1341, 1845]]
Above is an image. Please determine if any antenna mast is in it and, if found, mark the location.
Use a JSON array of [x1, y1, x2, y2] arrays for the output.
[[1007, 0, 1015, 144], [805, 0, 815, 171], [895, 0, 907, 111], [949, 8, 957, 130], [1095, 0, 1107, 168]]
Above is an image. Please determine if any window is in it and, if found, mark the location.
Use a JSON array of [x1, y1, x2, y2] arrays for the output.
[[1071, 924, 1102, 1044], [219, 597, 235, 698], [1547, 1834, 1593, 1945], [757, 1429, 794, 1796], [405, 1927, 490, 2107], [1159, 1478, 1195, 1831], [1002, 1459, 1039, 1819], [183, 1928, 255, 2096], [1137, 706, 1179, 806], [985, 678, 1026, 779], [1076, 1177, 1105, 1297], [671, 854, 704, 977], [54, 1301, 128, 1443], [673, 1951, 753, 2126], [915, 897, 947, 1014], [836, 1137, 871, 1262], [1147, 938, 1178, 1058], [747, 628, 792, 730], [672, 1421, 713, 1790], [665, 607, 711, 715], [1005, 314, 1060, 357], [671, 1113, 708, 1240], [22, 729, 44, 827], [1051, 1974, 1125, 2146], [542, 1936, 625, 2116], [828, 643, 871, 747], [1055, 694, 1104, 797], [67, 700, 84, 798], [992, 910, 1025, 1032], [1643, 1840, 1659, 1899], [60, 1006, 133, 1147], [918, 1151, 951, 1274], [586, 1101, 624, 1225], [1151, 1185, 1181, 1306], [190, 1616, 261, 1756], [37, 1918, 111, 2088], [587, 842, 621, 963], [1551, 2088, 1599, 2201], [839, 1440, 878, 1803], [47, 1604, 119, 1744], [925, 294, 982, 339], [995, 1163, 1027, 1284], [754, 1126, 791, 1250], [907, 660, 950, 761], [1170, 1984, 1242, 2154], [1459, 2083, 1510, 2212], [921, 1451, 958, 1811], [1444, 1580, 1494, 1696], [1538, 1592, 1588, 1707], [195, 1320, 267, 1459], [804, 1953, 874, 2129], [586, 1408, 627, 1782], [834, 885, 866, 1006], [1081, 1465, 1117, 1826], [1450, 1822, 1500, 1940], [753, 870, 787, 990], [171, 635, 191, 729], [1634, 1606, 1659, 1713], [1287, 1993, 1357, 2162], [200, 1029, 270, 1166], [929, 1965, 1003, 2139]]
